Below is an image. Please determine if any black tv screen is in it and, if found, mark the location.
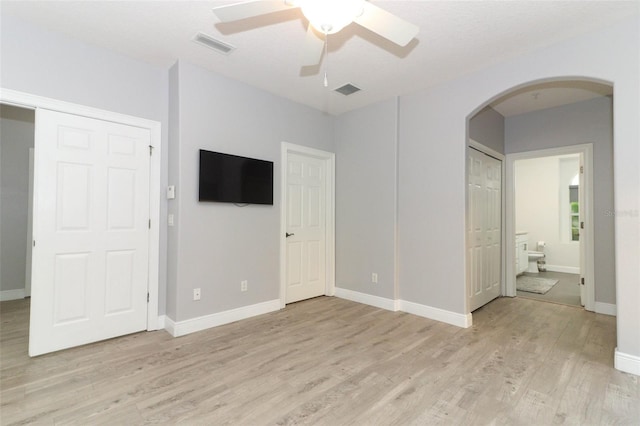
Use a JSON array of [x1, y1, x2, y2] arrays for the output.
[[199, 150, 274, 205]]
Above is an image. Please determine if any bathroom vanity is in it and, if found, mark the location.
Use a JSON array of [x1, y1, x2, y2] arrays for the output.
[[515, 232, 529, 275]]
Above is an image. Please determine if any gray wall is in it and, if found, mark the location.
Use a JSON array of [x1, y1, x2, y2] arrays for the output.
[[168, 61, 334, 322], [505, 96, 615, 304], [335, 98, 398, 300], [469, 106, 505, 153], [394, 17, 640, 361], [0, 15, 170, 313], [166, 64, 180, 321], [0, 106, 35, 293]]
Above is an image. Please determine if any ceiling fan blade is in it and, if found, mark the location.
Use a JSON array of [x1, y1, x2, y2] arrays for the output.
[[300, 25, 325, 67], [212, 1, 297, 23], [354, 2, 419, 47]]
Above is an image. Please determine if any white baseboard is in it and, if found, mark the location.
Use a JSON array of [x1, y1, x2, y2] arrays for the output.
[[594, 302, 616, 316], [164, 316, 177, 337], [615, 348, 640, 376], [334, 288, 472, 328], [334, 287, 398, 311], [545, 265, 580, 274], [164, 299, 281, 337], [400, 300, 473, 328], [0, 289, 26, 301], [156, 315, 166, 330]]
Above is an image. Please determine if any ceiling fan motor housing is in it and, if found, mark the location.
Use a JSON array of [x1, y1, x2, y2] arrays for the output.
[[299, 0, 365, 34]]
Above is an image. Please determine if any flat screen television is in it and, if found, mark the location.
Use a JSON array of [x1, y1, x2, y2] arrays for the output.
[[198, 149, 274, 205]]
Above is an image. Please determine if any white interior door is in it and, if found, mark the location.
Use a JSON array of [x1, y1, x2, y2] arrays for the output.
[[30, 109, 151, 356], [285, 152, 326, 303], [467, 147, 502, 312]]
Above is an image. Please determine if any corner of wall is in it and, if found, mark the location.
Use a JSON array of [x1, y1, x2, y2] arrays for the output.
[[615, 348, 640, 376], [165, 62, 181, 321]]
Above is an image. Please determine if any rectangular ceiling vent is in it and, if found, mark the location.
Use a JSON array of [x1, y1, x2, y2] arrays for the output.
[[193, 32, 235, 55], [334, 83, 361, 96]]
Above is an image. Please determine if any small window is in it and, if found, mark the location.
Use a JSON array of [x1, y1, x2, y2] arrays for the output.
[[569, 185, 579, 241]]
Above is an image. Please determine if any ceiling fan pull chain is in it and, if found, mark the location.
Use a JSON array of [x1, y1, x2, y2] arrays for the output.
[[323, 32, 329, 88]]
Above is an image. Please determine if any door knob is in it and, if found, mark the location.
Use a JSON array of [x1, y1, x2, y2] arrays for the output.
[[286, 232, 295, 238]]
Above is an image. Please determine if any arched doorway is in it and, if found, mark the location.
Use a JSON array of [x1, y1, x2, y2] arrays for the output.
[[465, 79, 614, 315]]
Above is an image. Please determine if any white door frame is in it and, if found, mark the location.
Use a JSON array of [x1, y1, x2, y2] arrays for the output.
[[280, 142, 335, 309], [0, 88, 162, 330], [505, 143, 595, 312], [25, 148, 34, 298], [466, 139, 506, 313]]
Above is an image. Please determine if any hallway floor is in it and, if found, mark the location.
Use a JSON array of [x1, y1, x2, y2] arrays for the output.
[[517, 271, 581, 307]]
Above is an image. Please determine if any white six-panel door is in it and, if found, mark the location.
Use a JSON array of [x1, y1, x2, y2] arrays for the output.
[[467, 147, 502, 312], [29, 109, 151, 356], [285, 152, 326, 303]]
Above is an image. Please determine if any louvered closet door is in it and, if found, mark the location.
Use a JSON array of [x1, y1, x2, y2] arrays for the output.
[[29, 109, 150, 356]]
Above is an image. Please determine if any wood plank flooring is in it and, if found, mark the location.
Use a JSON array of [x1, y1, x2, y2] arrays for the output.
[[1, 296, 638, 425]]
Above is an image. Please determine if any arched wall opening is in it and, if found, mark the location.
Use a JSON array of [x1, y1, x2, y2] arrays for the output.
[[397, 18, 637, 375], [465, 78, 614, 317]]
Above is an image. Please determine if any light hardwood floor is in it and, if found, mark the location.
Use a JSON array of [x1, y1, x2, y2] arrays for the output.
[[1, 296, 638, 425]]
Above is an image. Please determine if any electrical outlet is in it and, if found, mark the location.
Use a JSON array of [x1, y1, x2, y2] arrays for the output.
[[241, 280, 248, 292], [193, 288, 201, 301], [372, 273, 378, 283]]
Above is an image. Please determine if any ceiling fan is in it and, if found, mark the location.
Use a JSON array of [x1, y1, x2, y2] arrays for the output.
[[212, 0, 419, 67]]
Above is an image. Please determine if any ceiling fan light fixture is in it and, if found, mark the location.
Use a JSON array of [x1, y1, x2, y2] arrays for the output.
[[300, 0, 365, 34]]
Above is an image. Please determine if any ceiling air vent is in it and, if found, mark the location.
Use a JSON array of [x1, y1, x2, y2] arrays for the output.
[[193, 32, 236, 55], [334, 83, 361, 96]]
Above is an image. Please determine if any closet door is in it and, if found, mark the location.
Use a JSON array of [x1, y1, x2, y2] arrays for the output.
[[467, 147, 502, 312], [29, 109, 151, 356]]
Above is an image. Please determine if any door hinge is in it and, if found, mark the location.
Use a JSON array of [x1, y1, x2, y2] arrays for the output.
[[147, 292, 150, 303], [581, 277, 585, 285], [149, 219, 151, 229], [580, 166, 584, 174], [149, 145, 154, 156], [580, 221, 584, 229], [33, 240, 36, 247]]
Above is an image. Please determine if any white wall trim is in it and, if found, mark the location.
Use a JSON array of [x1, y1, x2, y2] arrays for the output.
[[595, 302, 617, 316], [164, 316, 177, 337], [0, 289, 26, 301], [614, 348, 640, 376], [165, 299, 280, 337], [0, 88, 159, 129], [333, 289, 472, 328], [280, 142, 335, 308], [400, 300, 473, 328], [157, 315, 166, 329], [335, 287, 399, 311], [545, 265, 580, 274], [0, 88, 162, 332], [469, 139, 505, 161], [505, 143, 595, 312]]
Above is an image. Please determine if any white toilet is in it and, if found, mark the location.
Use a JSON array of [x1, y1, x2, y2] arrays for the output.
[[527, 241, 546, 273]]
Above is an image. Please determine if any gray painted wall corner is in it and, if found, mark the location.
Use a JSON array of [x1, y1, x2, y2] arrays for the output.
[[334, 98, 399, 301]]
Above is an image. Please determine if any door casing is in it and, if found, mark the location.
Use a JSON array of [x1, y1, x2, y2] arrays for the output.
[[505, 143, 595, 311], [0, 88, 162, 331], [280, 142, 335, 308]]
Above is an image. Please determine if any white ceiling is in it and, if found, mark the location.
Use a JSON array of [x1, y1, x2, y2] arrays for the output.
[[1, 1, 637, 116]]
